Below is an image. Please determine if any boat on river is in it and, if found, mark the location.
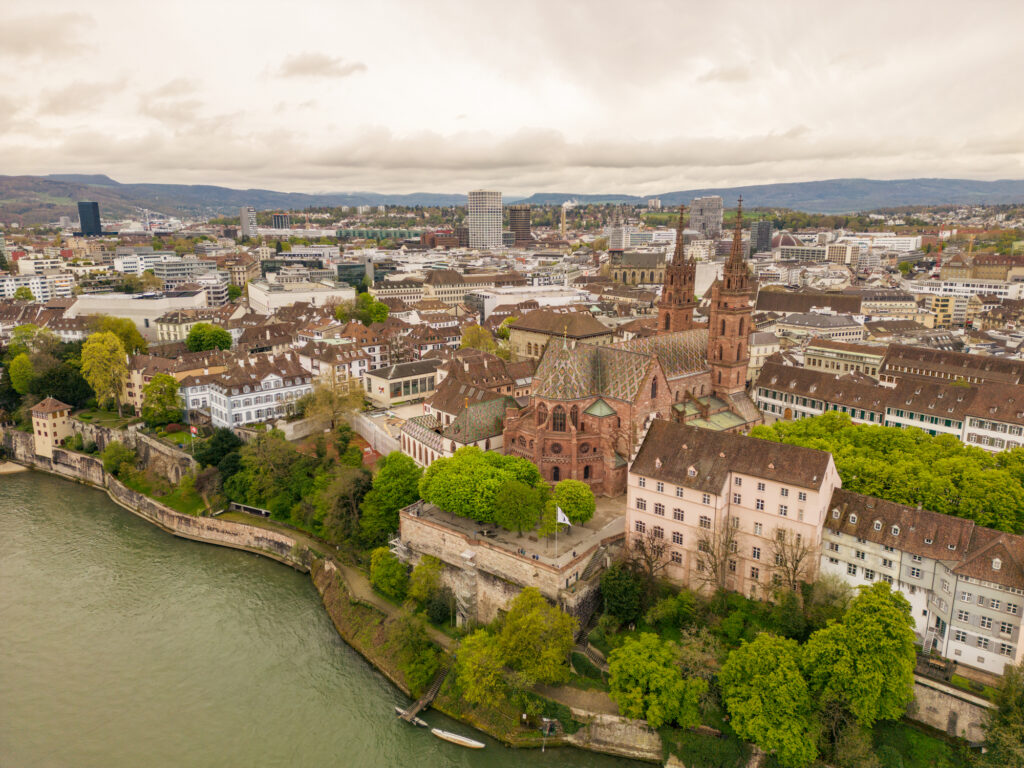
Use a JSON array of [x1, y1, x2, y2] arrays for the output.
[[430, 728, 485, 749], [394, 706, 428, 727]]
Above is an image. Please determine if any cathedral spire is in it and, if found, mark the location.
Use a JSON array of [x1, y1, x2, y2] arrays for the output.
[[672, 204, 687, 265], [657, 205, 696, 333], [728, 195, 744, 265]]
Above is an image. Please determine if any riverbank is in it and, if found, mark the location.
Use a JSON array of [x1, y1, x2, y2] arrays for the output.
[[0, 460, 28, 474], [2, 453, 660, 763]]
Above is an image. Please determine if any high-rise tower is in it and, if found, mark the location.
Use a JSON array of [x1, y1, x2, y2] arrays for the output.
[[467, 190, 502, 248], [508, 204, 531, 245], [240, 206, 258, 239], [656, 205, 696, 333], [707, 198, 753, 396], [78, 202, 101, 236]]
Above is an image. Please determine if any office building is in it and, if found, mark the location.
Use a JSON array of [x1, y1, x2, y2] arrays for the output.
[[689, 196, 723, 238], [750, 220, 772, 254], [467, 190, 502, 248], [508, 204, 532, 245], [272, 213, 291, 229], [78, 202, 101, 236], [240, 206, 258, 239]]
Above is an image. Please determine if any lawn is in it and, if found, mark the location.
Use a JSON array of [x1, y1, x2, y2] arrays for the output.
[[872, 721, 970, 768], [75, 409, 141, 430]]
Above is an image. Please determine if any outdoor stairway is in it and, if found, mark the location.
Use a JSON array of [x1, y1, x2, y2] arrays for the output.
[[579, 544, 607, 582], [400, 661, 451, 722]]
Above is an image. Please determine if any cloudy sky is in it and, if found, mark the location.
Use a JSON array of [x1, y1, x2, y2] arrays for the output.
[[2, 0, 1022, 195]]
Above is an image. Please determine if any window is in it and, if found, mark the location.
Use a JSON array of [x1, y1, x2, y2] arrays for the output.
[[731, 516, 740, 529], [734, 477, 742, 487], [729, 560, 737, 572], [638, 477, 646, 488], [961, 592, 973, 603], [654, 503, 665, 516], [911, 555, 923, 563], [730, 540, 738, 553], [978, 637, 990, 650], [847, 564, 858, 576], [942, 579, 950, 593], [688, 467, 697, 477], [634, 520, 646, 534], [670, 551, 682, 564], [855, 550, 866, 560], [910, 567, 922, 579], [883, 545, 895, 552], [957, 610, 970, 622], [953, 630, 967, 643], [752, 547, 761, 560], [756, 499, 764, 510], [780, 488, 789, 497], [698, 540, 710, 553], [652, 526, 664, 539], [882, 575, 894, 584], [849, 514, 858, 524], [873, 520, 882, 531], [882, 558, 893, 569], [754, 522, 763, 536], [828, 542, 839, 552], [991, 599, 1001, 610], [980, 616, 992, 629], [701, 493, 711, 505], [750, 567, 760, 580], [673, 509, 684, 522], [636, 498, 647, 511], [699, 515, 711, 529], [656, 481, 664, 493], [1009, 604, 1019, 615], [1000, 643, 1015, 657], [891, 526, 900, 536], [779, 505, 788, 517], [733, 493, 742, 504], [676, 486, 684, 498], [798, 492, 807, 501], [864, 569, 875, 581], [552, 406, 566, 431], [672, 531, 683, 545], [1000, 622, 1013, 635], [757, 482, 765, 491]]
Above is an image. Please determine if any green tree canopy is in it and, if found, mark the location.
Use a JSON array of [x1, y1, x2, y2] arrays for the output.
[[460, 324, 499, 355], [498, 587, 577, 686], [407, 555, 443, 604], [89, 316, 148, 354], [80, 331, 128, 415], [335, 292, 389, 326], [28, 362, 93, 407], [141, 373, 181, 427], [553, 479, 596, 525], [802, 582, 916, 728], [455, 630, 506, 706], [186, 323, 232, 352], [979, 661, 1024, 768], [194, 427, 244, 467], [12, 286, 35, 300], [227, 284, 243, 302], [600, 563, 644, 624], [369, 547, 408, 600], [607, 632, 707, 729], [493, 478, 543, 535], [101, 441, 137, 478], [721, 633, 819, 768], [359, 451, 423, 546], [8, 353, 35, 395]]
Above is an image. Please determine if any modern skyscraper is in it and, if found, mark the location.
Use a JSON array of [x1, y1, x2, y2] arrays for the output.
[[508, 204, 531, 245], [467, 190, 502, 248], [272, 213, 290, 229], [240, 206, 258, 239], [689, 196, 724, 238], [750, 219, 772, 254], [78, 202, 101, 236]]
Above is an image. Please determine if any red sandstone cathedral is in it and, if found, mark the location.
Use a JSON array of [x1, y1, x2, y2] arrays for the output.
[[503, 200, 761, 496]]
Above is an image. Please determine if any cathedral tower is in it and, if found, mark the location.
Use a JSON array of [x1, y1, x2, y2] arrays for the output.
[[657, 205, 697, 333], [707, 197, 753, 395]]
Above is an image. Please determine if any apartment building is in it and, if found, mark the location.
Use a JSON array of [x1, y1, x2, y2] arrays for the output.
[[0, 273, 74, 300], [369, 278, 425, 303], [628, 421, 841, 599], [774, 313, 865, 342], [203, 351, 313, 428], [823, 490, 1023, 675], [804, 339, 887, 378], [364, 359, 442, 408]]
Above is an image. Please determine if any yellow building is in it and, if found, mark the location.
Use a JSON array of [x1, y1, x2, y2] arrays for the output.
[[31, 397, 73, 459]]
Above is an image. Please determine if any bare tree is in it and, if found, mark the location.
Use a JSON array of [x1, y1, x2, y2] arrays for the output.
[[694, 519, 738, 593], [768, 527, 818, 593], [628, 529, 670, 595]]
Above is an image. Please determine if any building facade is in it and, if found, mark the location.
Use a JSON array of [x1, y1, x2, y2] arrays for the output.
[[467, 190, 502, 249]]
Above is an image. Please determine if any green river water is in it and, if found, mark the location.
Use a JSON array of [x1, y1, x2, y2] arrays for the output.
[[0, 472, 638, 768]]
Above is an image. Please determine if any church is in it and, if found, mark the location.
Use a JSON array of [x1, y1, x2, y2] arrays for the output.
[[502, 200, 762, 496]]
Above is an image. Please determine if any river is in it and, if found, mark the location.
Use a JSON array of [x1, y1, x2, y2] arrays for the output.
[[0, 472, 638, 768]]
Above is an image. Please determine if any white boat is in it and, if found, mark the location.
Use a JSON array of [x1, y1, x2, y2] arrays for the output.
[[430, 728, 485, 749], [394, 706, 428, 727]]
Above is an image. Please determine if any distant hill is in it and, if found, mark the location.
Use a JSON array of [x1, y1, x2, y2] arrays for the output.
[[1, 175, 1022, 225]]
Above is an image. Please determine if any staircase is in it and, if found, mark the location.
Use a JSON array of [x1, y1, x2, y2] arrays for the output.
[[400, 660, 451, 722], [580, 544, 607, 582]]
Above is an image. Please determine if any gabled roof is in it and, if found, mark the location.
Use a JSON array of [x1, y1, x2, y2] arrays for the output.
[[584, 398, 616, 417], [31, 397, 71, 415], [508, 308, 611, 338], [615, 329, 710, 380], [532, 336, 654, 402]]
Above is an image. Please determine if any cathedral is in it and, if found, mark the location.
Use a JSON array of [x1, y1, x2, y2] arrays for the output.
[[502, 200, 762, 496]]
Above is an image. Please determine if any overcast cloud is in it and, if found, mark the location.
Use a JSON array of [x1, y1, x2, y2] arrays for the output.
[[1, 0, 1021, 194]]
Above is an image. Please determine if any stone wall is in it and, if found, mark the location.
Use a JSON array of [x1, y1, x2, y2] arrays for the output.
[[3, 428, 37, 464], [907, 676, 991, 744], [566, 710, 662, 763], [51, 449, 105, 486], [67, 422, 196, 484]]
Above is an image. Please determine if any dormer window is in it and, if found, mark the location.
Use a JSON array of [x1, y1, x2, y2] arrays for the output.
[[993, 558, 1002, 571], [687, 466, 697, 477], [832, 509, 840, 519], [849, 514, 858, 524], [873, 521, 882, 531], [947, 544, 956, 551], [892, 526, 900, 536], [924, 537, 933, 544]]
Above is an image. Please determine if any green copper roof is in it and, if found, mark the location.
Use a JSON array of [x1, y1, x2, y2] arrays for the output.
[[584, 398, 616, 417]]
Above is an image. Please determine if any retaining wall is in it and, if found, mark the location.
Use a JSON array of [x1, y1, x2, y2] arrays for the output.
[[566, 710, 662, 763], [908, 676, 991, 744]]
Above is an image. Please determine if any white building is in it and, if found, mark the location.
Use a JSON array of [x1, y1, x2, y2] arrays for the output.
[[0, 273, 74, 300], [247, 279, 356, 314], [240, 206, 258, 239], [204, 351, 313, 427], [467, 190, 502, 249], [67, 289, 208, 337]]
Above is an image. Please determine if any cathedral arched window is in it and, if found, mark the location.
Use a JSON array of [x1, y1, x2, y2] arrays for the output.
[[651, 378, 658, 398], [552, 406, 566, 432], [552, 466, 560, 482], [738, 318, 744, 335], [721, 319, 727, 335], [583, 465, 591, 480], [537, 403, 548, 426], [570, 405, 578, 428], [664, 314, 671, 331]]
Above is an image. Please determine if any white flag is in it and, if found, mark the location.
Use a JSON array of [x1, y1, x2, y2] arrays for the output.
[[556, 507, 571, 526]]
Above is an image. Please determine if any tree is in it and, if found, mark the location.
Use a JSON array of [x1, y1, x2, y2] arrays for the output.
[[629, 528, 671, 597], [314, 465, 373, 545], [498, 587, 577, 685], [769, 527, 818, 593], [802, 582, 916, 729], [600, 563, 644, 624], [186, 323, 232, 352], [141, 373, 181, 427], [227, 284, 243, 302], [80, 332, 128, 415], [294, 382, 363, 428], [391, 610, 440, 696], [12, 286, 35, 300], [693, 518, 739, 592], [979, 661, 1024, 768], [29, 363, 93, 408], [720, 633, 820, 768], [194, 427, 244, 467], [455, 630, 506, 706], [552, 479, 595, 525], [897, 260, 912, 275], [460, 324, 498, 355], [360, 452, 423, 545], [493, 478, 543, 536], [369, 547, 408, 600], [607, 633, 707, 729], [335, 292, 389, 326], [8, 353, 35, 395], [89, 316, 147, 354], [101, 441, 137, 478], [407, 555, 443, 603]]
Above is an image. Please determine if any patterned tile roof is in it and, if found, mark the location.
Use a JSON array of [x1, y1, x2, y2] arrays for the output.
[[443, 396, 517, 443], [532, 336, 653, 402], [615, 329, 710, 380]]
